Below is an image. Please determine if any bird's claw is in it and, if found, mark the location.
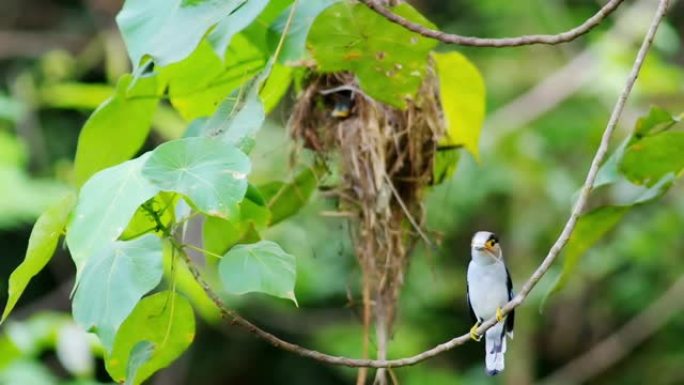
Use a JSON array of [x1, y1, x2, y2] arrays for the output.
[[496, 307, 505, 323], [469, 323, 482, 342]]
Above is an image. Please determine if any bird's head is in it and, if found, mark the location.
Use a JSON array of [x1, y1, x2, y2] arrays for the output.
[[471, 231, 502, 263]]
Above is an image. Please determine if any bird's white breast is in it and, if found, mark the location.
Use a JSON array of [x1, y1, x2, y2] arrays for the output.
[[467, 260, 509, 320]]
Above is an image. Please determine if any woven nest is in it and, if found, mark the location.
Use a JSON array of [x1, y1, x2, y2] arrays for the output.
[[290, 68, 444, 379]]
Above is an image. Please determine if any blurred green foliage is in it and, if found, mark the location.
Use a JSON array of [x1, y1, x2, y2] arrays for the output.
[[0, 0, 683, 384]]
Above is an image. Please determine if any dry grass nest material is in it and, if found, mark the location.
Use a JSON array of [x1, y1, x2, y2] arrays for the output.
[[289, 70, 445, 333]]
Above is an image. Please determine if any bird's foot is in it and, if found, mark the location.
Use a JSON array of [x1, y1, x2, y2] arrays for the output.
[[469, 322, 482, 342], [496, 307, 505, 323]]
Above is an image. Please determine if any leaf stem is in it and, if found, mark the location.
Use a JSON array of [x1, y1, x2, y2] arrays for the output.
[[180, 243, 224, 260]]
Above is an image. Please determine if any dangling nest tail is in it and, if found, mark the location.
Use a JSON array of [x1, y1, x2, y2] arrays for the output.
[[289, 68, 444, 373]]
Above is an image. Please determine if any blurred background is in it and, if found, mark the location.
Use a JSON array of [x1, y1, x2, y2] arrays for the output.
[[1, 0, 684, 384]]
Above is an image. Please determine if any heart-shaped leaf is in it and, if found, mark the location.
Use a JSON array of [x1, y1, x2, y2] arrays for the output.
[[307, 2, 437, 108], [116, 0, 246, 67], [142, 137, 251, 219], [268, 0, 339, 64], [204, 83, 265, 154], [208, 0, 270, 58], [72, 234, 164, 349], [107, 291, 195, 385], [67, 153, 160, 272], [219, 240, 297, 304]]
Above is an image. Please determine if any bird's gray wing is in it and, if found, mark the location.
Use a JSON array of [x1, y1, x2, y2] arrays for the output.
[[505, 266, 515, 334], [466, 284, 478, 323]]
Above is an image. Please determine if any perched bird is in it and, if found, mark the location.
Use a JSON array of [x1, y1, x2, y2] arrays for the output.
[[467, 231, 515, 376]]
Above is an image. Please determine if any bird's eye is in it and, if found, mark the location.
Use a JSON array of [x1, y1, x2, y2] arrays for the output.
[[486, 239, 495, 248]]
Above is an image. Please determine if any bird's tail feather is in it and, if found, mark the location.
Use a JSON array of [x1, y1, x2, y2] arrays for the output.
[[485, 324, 506, 376]]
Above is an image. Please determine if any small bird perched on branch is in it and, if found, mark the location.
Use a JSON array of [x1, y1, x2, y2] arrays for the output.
[[467, 231, 515, 376]]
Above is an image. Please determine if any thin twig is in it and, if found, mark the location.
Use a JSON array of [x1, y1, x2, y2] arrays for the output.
[[357, 0, 624, 47], [182, 243, 223, 260], [177, 0, 669, 369], [540, 274, 684, 385], [356, 272, 372, 385], [382, 173, 432, 247]]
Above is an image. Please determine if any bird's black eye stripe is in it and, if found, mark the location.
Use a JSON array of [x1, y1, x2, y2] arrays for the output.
[[488, 234, 499, 244]]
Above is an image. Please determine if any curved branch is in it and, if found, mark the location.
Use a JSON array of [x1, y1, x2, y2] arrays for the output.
[[357, 0, 624, 47], [179, 0, 670, 368]]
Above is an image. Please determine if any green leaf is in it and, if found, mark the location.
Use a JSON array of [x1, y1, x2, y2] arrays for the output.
[[432, 148, 460, 185], [595, 107, 680, 188], [307, 2, 437, 108], [268, 0, 339, 64], [73, 74, 159, 187], [594, 138, 629, 188], [123, 342, 154, 385], [543, 174, 674, 306], [219, 240, 297, 304], [1, 193, 76, 323], [245, 183, 267, 206], [67, 153, 160, 272], [161, 37, 265, 121], [241, 0, 294, 53], [432, 51, 486, 159], [260, 63, 293, 114], [633, 106, 678, 136], [628, 173, 675, 204], [620, 131, 684, 186], [549, 206, 629, 295], [240, 195, 271, 228], [202, 51, 290, 153], [72, 234, 164, 349], [38, 83, 113, 110], [142, 137, 251, 219], [203, 197, 271, 257], [116, 0, 246, 67], [259, 167, 319, 225], [107, 291, 195, 385], [120, 193, 177, 240], [546, 109, 680, 307], [203, 216, 247, 258], [205, 83, 265, 153], [208, 0, 270, 58]]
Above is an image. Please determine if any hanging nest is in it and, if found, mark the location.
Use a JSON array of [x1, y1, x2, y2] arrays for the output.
[[290, 68, 444, 382]]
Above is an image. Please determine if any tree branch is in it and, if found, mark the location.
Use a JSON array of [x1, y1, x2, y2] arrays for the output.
[[357, 0, 624, 47], [178, 0, 670, 368]]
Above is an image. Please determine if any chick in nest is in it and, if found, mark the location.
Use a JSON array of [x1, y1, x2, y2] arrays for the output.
[[319, 85, 356, 119]]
